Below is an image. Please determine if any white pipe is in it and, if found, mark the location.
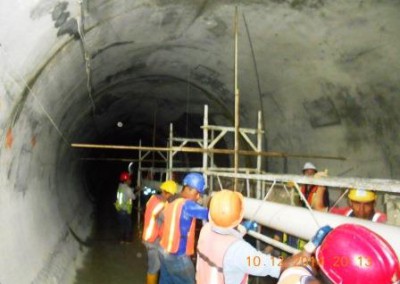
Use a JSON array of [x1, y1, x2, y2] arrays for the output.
[[243, 197, 400, 257]]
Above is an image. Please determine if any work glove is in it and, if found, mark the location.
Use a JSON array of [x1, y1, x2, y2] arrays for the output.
[[242, 220, 258, 232], [314, 169, 328, 178], [304, 225, 332, 254]]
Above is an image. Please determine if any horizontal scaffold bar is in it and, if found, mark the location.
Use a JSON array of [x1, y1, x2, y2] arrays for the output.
[[71, 143, 345, 161], [206, 171, 400, 194]]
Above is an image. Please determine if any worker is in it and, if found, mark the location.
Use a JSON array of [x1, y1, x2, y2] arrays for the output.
[[330, 188, 387, 223], [277, 223, 400, 284], [158, 173, 209, 284], [196, 189, 332, 284], [142, 180, 178, 284], [114, 171, 136, 243], [273, 162, 330, 254], [300, 162, 329, 211]]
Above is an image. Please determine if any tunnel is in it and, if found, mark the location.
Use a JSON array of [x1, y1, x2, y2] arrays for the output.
[[1, 0, 400, 283]]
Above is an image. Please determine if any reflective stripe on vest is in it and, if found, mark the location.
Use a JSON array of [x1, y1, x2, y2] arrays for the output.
[[372, 212, 382, 222], [300, 185, 318, 205], [142, 195, 165, 242], [344, 208, 353, 216], [116, 187, 132, 212], [196, 223, 247, 284], [160, 198, 196, 255]]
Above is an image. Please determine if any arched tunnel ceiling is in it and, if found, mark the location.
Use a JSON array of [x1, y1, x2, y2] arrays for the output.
[[1, 1, 400, 283], [0, 0, 399, 176]]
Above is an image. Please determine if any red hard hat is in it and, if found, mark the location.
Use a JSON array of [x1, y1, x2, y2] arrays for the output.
[[119, 171, 131, 182], [316, 224, 400, 284]]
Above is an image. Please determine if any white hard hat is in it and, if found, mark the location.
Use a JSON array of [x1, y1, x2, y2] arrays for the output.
[[303, 162, 317, 172]]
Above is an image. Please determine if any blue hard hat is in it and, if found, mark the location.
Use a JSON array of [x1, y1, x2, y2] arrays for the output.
[[183, 173, 206, 194]]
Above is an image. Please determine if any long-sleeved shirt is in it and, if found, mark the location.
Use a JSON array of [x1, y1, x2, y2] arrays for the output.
[[164, 195, 208, 255], [214, 227, 281, 283]]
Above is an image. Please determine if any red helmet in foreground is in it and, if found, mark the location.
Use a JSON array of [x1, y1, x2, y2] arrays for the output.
[[316, 224, 400, 284], [119, 171, 131, 182]]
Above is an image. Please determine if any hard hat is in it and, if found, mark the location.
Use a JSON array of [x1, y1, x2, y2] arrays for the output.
[[119, 171, 131, 182], [183, 173, 205, 194], [316, 224, 400, 284], [348, 188, 376, 202], [160, 180, 178, 195], [209, 190, 244, 229], [303, 162, 317, 172]]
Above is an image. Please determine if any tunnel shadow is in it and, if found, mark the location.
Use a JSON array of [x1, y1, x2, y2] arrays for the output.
[[74, 164, 147, 284]]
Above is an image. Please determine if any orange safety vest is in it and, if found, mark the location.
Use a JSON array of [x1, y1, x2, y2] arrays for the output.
[[300, 184, 319, 205], [160, 198, 196, 255], [142, 195, 165, 243], [196, 223, 247, 284], [330, 207, 387, 223]]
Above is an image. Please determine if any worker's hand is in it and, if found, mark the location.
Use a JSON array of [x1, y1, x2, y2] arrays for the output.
[[304, 225, 332, 253], [314, 169, 328, 178], [242, 220, 258, 232]]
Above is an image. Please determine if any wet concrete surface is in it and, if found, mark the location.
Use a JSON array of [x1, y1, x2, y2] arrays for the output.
[[74, 203, 147, 284]]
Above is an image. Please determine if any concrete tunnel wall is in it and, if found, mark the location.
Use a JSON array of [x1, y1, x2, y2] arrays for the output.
[[1, 0, 400, 283]]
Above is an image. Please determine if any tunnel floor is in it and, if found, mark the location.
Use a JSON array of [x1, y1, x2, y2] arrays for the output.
[[73, 203, 147, 284], [72, 193, 277, 284]]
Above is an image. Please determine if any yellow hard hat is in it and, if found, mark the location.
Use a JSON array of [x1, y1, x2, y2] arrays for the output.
[[160, 180, 178, 195], [348, 188, 376, 202], [209, 190, 244, 229]]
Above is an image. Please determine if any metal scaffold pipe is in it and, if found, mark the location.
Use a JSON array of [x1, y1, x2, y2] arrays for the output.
[[205, 171, 400, 194], [234, 6, 240, 191], [71, 143, 345, 161]]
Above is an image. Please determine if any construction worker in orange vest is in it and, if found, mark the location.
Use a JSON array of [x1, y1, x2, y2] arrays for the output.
[[196, 190, 332, 284], [158, 173, 209, 284], [142, 180, 178, 284], [330, 188, 387, 223], [272, 163, 329, 256], [300, 162, 329, 212]]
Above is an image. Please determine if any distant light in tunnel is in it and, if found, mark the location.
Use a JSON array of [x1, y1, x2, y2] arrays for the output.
[[117, 121, 124, 127]]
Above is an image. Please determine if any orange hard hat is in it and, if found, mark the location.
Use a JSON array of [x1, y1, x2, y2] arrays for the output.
[[209, 190, 244, 229]]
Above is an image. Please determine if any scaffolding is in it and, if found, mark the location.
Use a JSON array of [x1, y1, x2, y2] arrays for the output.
[[72, 103, 400, 254]]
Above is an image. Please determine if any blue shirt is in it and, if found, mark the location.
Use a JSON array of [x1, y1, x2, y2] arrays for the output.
[[174, 199, 209, 255]]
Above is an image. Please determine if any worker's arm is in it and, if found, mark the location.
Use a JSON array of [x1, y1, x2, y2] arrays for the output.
[[312, 169, 329, 211], [312, 186, 327, 211], [281, 225, 333, 272], [224, 240, 282, 279], [182, 200, 209, 221]]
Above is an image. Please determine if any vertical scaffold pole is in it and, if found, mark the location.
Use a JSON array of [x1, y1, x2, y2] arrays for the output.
[[256, 111, 262, 199], [234, 6, 240, 191], [137, 140, 142, 231], [210, 128, 215, 193], [203, 105, 209, 189], [168, 123, 173, 180]]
